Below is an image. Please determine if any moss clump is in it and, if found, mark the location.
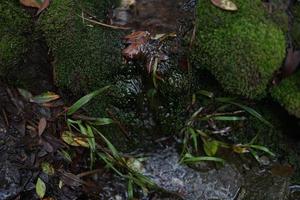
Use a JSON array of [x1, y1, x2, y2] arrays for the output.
[[271, 71, 300, 118], [192, 0, 286, 99], [0, 1, 30, 76], [39, 0, 124, 94]]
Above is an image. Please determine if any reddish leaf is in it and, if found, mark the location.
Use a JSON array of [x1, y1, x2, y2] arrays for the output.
[[20, 0, 41, 8], [211, 0, 238, 11], [38, 117, 47, 136], [36, 0, 50, 16], [122, 31, 150, 60], [282, 48, 300, 77]]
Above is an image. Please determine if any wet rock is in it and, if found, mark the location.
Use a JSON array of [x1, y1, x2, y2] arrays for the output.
[[143, 147, 242, 199]]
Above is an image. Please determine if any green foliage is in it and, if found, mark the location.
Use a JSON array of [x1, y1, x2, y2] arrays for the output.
[[192, 0, 286, 99], [291, 2, 300, 48], [0, 1, 30, 76], [271, 71, 300, 118]]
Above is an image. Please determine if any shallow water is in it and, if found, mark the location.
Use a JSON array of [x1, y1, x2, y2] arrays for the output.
[[111, 0, 195, 33]]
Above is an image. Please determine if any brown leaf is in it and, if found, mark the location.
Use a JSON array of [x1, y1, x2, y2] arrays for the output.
[[36, 0, 50, 16], [282, 48, 300, 77], [20, 0, 41, 8], [122, 31, 150, 60], [211, 0, 238, 11], [38, 117, 47, 136]]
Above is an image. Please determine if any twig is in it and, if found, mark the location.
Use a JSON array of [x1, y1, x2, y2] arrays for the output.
[[78, 15, 131, 30]]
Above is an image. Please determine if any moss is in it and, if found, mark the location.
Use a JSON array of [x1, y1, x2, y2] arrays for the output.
[[192, 0, 286, 99], [38, 0, 126, 116], [0, 1, 30, 76], [271, 71, 300, 118]]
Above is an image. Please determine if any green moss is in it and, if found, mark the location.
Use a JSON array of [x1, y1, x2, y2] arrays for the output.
[[192, 0, 286, 99], [39, 0, 124, 94], [271, 71, 300, 118], [0, 1, 30, 76]]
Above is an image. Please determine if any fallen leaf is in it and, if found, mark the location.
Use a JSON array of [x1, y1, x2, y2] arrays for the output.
[[41, 162, 55, 176], [36, 0, 50, 16], [61, 131, 89, 148], [20, 0, 42, 8], [282, 48, 300, 77], [20, 0, 50, 15], [122, 31, 150, 60], [30, 92, 60, 104], [36, 177, 46, 199], [210, 0, 238, 11], [38, 117, 47, 136]]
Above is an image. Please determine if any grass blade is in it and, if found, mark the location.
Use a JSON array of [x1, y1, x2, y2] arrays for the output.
[[250, 144, 275, 157], [67, 86, 110, 115]]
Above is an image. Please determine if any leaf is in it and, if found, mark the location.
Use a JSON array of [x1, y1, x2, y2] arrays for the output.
[[249, 144, 275, 157], [282, 48, 300, 77], [188, 128, 198, 151], [211, 116, 246, 121], [216, 98, 273, 127], [36, 178, 46, 199], [203, 140, 219, 156], [61, 131, 89, 148], [128, 179, 134, 200], [30, 92, 60, 104], [36, 0, 50, 15], [88, 118, 114, 126], [67, 86, 110, 115], [18, 88, 32, 101], [38, 118, 47, 136], [41, 162, 55, 176], [182, 153, 225, 164], [20, 0, 42, 8], [210, 0, 238, 11], [232, 144, 249, 154]]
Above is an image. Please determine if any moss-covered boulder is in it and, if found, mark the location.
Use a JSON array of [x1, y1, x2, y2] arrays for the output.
[[271, 70, 300, 118], [192, 0, 286, 99], [0, 1, 30, 76]]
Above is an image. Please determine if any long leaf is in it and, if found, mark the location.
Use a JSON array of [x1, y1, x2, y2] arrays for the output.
[[216, 98, 273, 127], [250, 144, 275, 157], [67, 86, 110, 115]]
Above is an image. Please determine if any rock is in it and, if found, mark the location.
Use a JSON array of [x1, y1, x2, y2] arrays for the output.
[[143, 147, 243, 199], [142, 147, 291, 200], [191, 0, 286, 99]]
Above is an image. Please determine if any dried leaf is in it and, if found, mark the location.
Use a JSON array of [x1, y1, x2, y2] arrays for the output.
[[36, 0, 50, 15], [61, 131, 89, 148], [211, 0, 238, 11], [233, 144, 249, 154], [38, 117, 47, 136], [41, 162, 55, 176], [20, 0, 42, 8], [122, 31, 150, 60], [282, 48, 300, 77], [36, 177, 46, 199], [30, 92, 60, 104]]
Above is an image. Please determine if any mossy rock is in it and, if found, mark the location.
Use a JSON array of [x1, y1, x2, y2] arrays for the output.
[[271, 70, 300, 118], [0, 1, 30, 76], [192, 0, 286, 99]]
